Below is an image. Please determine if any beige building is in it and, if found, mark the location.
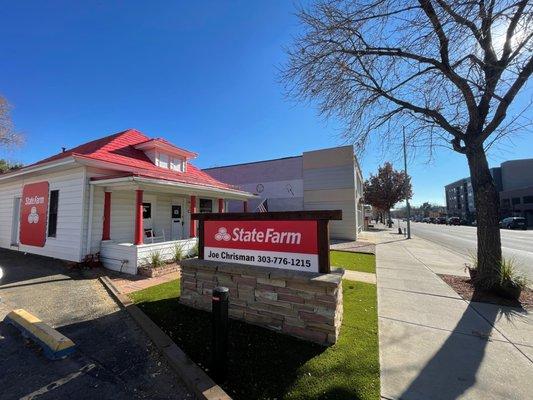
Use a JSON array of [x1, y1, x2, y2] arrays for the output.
[[205, 145, 364, 241]]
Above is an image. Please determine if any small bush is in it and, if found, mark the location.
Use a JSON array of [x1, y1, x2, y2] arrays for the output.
[[173, 243, 184, 263], [189, 242, 199, 258], [148, 251, 165, 269], [470, 255, 528, 291], [499, 258, 528, 288]]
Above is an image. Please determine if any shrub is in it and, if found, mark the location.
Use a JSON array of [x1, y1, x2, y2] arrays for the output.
[[499, 258, 528, 288], [173, 243, 184, 263], [189, 242, 199, 258], [470, 255, 528, 291], [148, 251, 165, 269]]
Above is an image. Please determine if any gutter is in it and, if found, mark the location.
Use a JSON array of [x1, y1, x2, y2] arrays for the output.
[[90, 175, 255, 200], [0, 157, 78, 182]]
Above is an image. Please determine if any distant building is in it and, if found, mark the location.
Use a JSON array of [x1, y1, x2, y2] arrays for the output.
[[205, 145, 364, 241], [444, 158, 533, 226], [499, 159, 533, 226]]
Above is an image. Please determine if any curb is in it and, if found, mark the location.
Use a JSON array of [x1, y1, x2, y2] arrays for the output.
[[98, 276, 231, 400]]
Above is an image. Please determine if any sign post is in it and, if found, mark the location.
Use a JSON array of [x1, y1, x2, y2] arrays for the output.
[[192, 210, 342, 274]]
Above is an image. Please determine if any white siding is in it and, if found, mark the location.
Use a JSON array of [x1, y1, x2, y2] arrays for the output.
[[154, 193, 173, 239], [100, 241, 137, 275], [0, 167, 87, 262], [109, 191, 136, 243]]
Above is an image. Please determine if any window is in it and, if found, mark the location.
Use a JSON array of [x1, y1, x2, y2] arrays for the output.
[[523, 196, 533, 204], [502, 199, 511, 209], [142, 203, 152, 219], [170, 157, 186, 172], [199, 199, 213, 213], [48, 190, 59, 237], [512, 197, 521, 205], [158, 153, 169, 169]]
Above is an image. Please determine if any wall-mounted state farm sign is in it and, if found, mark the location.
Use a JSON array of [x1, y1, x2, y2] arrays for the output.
[[20, 181, 49, 247], [192, 210, 342, 273]]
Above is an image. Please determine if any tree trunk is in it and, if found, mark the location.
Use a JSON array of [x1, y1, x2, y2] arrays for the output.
[[387, 209, 392, 228], [466, 144, 502, 286]]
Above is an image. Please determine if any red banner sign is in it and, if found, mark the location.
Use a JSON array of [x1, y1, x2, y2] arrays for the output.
[[20, 182, 49, 247], [204, 220, 319, 272]]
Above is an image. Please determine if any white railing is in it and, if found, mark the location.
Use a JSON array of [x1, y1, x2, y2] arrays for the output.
[[100, 238, 198, 275], [137, 238, 197, 267]]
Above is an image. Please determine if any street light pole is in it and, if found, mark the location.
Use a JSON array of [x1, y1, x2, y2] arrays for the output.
[[403, 127, 411, 239]]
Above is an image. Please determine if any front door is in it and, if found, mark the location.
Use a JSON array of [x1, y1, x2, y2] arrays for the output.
[[171, 201, 184, 240]]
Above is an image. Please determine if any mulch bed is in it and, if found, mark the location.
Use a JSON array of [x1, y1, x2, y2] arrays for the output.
[[439, 274, 533, 310]]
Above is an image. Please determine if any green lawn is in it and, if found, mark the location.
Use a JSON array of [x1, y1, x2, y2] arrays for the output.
[[130, 279, 379, 400], [330, 251, 376, 274], [129, 279, 180, 303]]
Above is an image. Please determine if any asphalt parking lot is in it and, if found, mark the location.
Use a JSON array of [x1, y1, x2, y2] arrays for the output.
[[0, 249, 193, 400]]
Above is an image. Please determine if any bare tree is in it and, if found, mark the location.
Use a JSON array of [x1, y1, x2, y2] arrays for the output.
[[0, 96, 23, 149], [283, 0, 533, 288]]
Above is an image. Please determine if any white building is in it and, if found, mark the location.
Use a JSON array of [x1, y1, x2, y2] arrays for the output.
[[205, 145, 364, 241], [0, 129, 252, 274]]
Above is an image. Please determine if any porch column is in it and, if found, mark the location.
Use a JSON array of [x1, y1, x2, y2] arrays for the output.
[[134, 189, 144, 245], [218, 198, 224, 213], [102, 191, 111, 240], [190, 195, 197, 237], [243, 200, 248, 212]]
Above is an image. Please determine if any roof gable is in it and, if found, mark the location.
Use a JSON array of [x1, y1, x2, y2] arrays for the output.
[[24, 129, 237, 191]]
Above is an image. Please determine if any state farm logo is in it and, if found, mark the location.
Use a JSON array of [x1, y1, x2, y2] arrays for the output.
[[214, 227, 231, 241], [214, 226, 301, 245], [25, 196, 45, 206], [28, 206, 39, 224]]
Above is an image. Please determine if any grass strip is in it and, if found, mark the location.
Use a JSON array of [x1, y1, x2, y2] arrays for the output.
[[330, 251, 376, 274]]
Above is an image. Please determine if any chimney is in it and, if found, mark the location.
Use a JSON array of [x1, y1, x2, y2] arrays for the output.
[[61, 147, 66, 153]]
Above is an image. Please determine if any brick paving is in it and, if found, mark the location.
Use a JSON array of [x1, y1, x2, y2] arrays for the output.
[[330, 239, 376, 254], [110, 271, 181, 294]]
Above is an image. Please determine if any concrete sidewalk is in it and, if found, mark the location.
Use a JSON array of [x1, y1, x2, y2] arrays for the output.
[[374, 231, 533, 400]]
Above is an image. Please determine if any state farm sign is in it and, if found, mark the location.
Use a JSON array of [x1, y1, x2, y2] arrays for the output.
[[20, 181, 49, 247], [204, 220, 319, 272]]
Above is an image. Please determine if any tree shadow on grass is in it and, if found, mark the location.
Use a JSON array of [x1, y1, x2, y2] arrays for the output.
[[138, 298, 330, 400], [399, 286, 524, 400]]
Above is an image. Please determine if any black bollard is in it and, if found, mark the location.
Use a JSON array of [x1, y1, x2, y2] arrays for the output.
[[212, 286, 229, 382]]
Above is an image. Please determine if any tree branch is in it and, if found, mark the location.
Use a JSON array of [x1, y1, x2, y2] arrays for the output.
[[482, 54, 533, 140]]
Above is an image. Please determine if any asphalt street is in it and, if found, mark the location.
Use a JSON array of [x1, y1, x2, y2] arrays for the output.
[[406, 222, 533, 282]]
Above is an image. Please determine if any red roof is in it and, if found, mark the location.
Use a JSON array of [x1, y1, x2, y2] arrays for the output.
[[30, 129, 239, 191]]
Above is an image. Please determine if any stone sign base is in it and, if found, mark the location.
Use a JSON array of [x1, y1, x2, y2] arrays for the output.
[[179, 259, 344, 345]]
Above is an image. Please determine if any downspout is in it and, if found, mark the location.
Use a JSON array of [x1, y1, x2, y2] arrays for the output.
[[86, 184, 94, 256]]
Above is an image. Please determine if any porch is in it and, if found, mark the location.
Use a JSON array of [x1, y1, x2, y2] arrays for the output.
[[100, 238, 197, 275], [87, 175, 252, 275]]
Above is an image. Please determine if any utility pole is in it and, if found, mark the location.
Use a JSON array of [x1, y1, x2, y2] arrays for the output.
[[403, 127, 411, 239]]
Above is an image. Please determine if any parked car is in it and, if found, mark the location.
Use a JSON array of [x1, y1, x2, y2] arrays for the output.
[[447, 217, 461, 225], [436, 217, 447, 224], [428, 217, 436, 223], [499, 217, 527, 230]]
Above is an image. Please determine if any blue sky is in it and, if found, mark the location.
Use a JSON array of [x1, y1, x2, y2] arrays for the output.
[[1, 1, 531, 206]]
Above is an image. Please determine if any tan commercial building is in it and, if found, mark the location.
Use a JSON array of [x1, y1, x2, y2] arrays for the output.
[[205, 145, 364, 241]]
